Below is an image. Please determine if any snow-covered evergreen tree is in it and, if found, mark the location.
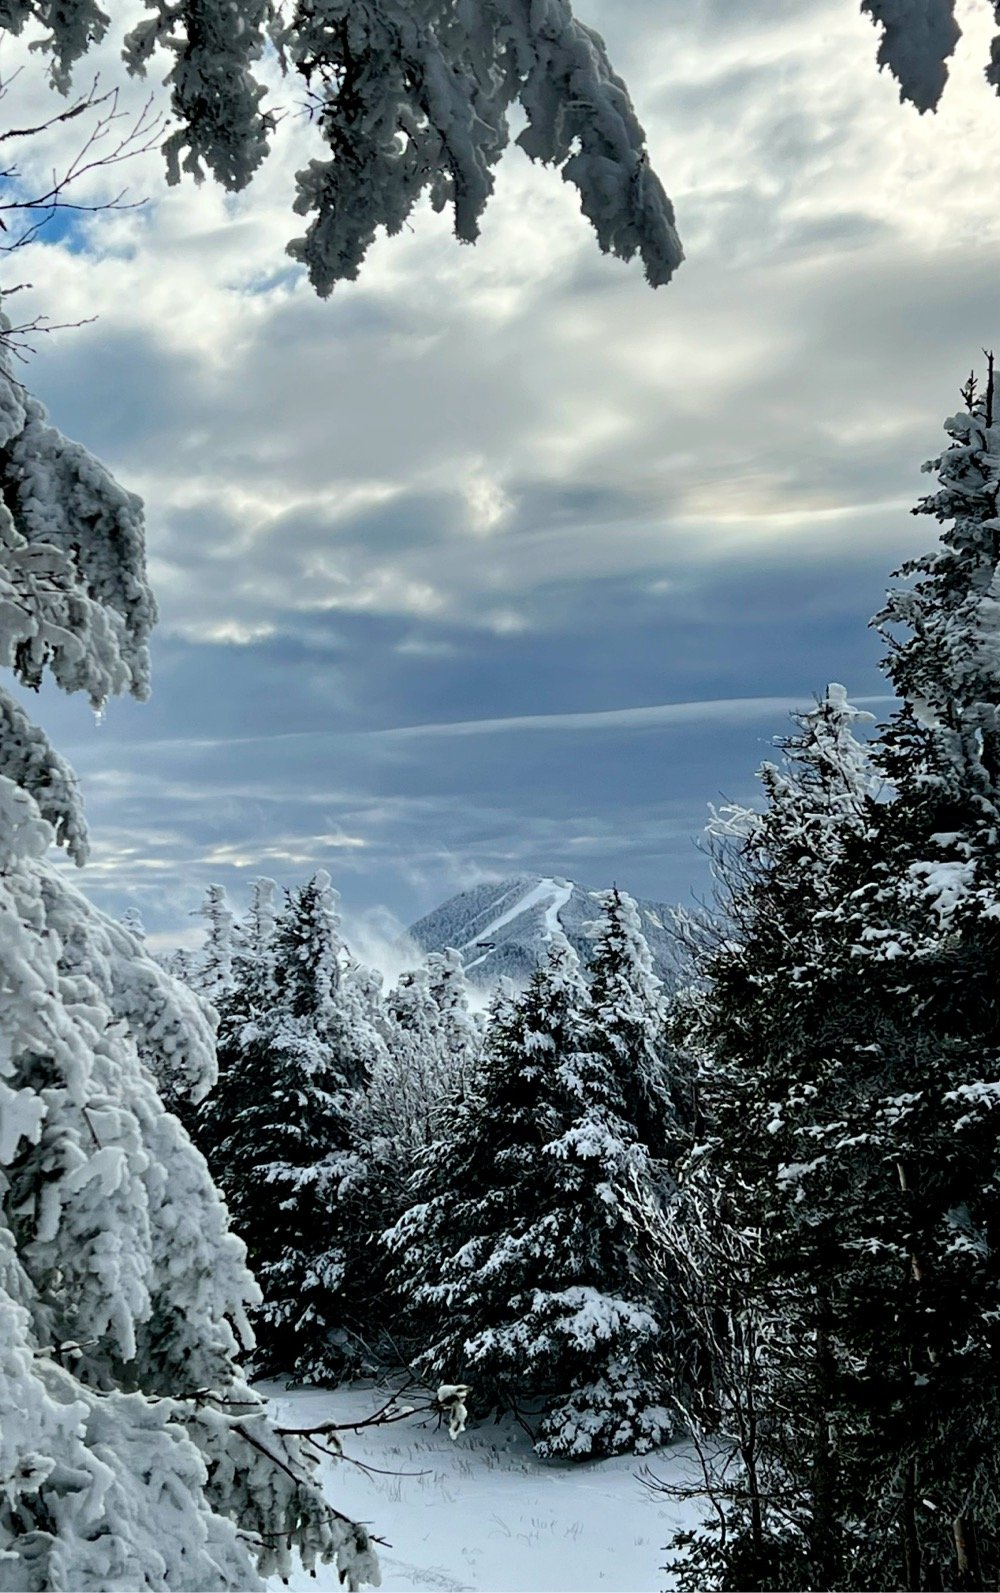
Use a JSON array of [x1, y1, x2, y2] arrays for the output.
[[242, 874, 278, 970], [838, 366, 1000, 1591], [0, 338, 376, 1588], [120, 904, 146, 942], [388, 931, 674, 1458], [196, 883, 236, 1004], [674, 375, 1000, 1591], [361, 949, 481, 1180], [329, 947, 483, 1365], [193, 873, 383, 1384], [584, 887, 686, 1152], [667, 687, 880, 1591], [425, 947, 482, 1078]]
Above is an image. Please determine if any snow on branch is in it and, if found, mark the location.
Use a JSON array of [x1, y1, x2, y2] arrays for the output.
[[861, 0, 961, 111], [123, 0, 273, 191], [0, 332, 155, 712], [0, 686, 88, 861], [12, 0, 681, 293], [279, 0, 682, 293], [0, 332, 381, 1588], [0, 0, 111, 93]]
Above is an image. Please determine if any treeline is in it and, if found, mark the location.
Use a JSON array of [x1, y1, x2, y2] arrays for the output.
[[157, 367, 1000, 1590]]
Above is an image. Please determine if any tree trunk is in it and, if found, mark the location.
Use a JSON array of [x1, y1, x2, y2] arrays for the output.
[[952, 1513, 983, 1590], [902, 1457, 922, 1592], [811, 1292, 840, 1589], [741, 1317, 766, 1591]]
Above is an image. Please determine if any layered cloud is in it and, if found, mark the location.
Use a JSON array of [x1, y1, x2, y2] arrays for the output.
[[8, 0, 1000, 938]]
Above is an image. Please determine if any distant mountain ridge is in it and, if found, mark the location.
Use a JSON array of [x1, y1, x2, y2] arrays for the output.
[[407, 874, 679, 991]]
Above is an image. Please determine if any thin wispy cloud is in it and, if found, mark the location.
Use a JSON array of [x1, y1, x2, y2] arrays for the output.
[[368, 695, 898, 741]]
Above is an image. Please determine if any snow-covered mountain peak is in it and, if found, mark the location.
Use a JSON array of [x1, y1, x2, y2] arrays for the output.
[[407, 874, 678, 990]]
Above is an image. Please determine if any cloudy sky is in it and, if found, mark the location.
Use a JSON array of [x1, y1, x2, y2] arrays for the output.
[[9, 0, 1000, 950]]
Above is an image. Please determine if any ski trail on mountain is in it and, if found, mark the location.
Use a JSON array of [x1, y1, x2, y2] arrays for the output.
[[542, 879, 574, 940], [462, 879, 562, 970]]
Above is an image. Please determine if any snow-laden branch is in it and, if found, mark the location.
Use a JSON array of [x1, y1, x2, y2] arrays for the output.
[[861, 0, 1000, 111], [861, 0, 961, 111], [4, 0, 682, 293]]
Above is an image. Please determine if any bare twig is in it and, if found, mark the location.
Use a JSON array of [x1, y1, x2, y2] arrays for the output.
[[274, 1386, 432, 1439], [0, 85, 162, 255], [0, 312, 98, 367]]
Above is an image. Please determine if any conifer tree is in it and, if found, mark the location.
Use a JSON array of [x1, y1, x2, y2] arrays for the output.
[[336, 948, 483, 1362], [673, 369, 1000, 1591], [837, 362, 1000, 1591], [667, 687, 879, 1592], [193, 873, 382, 1384], [585, 887, 685, 1151], [234, 876, 278, 1001], [362, 949, 482, 1184], [425, 948, 483, 1071], [197, 884, 236, 1003], [120, 904, 146, 942], [388, 931, 674, 1458], [0, 338, 376, 1588]]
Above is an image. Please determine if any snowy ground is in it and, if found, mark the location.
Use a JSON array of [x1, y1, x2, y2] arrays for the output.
[[260, 1380, 704, 1592]]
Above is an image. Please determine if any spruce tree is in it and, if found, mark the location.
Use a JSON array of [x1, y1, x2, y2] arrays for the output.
[[197, 884, 237, 1004], [0, 341, 375, 1588], [389, 930, 674, 1458], [362, 949, 481, 1185], [585, 887, 687, 1151], [338, 949, 483, 1363], [674, 367, 1000, 1592], [193, 873, 382, 1384], [840, 362, 1000, 1590], [233, 876, 278, 1004], [424, 949, 483, 1078], [668, 686, 879, 1592]]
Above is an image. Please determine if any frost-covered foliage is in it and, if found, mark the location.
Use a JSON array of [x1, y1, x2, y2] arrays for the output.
[[5, 0, 680, 294], [0, 688, 88, 863], [862, 0, 1000, 112], [585, 888, 688, 1153], [12, 0, 1000, 299], [859, 365, 1000, 961], [706, 684, 877, 963], [274, 0, 682, 293], [237, 874, 278, 993], [388, 925, 681, 1459], [861, 0, 961, 111], [0, 339, 378, 1587], [848, 390, 1000, 1593], [0, 321, 152, 836], [672, 379, 1000, 1591], [877, 369, 1000, 799], [424, 947, 482, 1070], [669, 689, 884, 1591], [178, 888, 488, 1378], [191, 873, 386, 1384], [361, 949, 482, 1178], [197, 883, 236, 1004]]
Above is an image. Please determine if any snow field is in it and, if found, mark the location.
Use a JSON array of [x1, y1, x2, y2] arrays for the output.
[[261, 1382, 703, 1592]]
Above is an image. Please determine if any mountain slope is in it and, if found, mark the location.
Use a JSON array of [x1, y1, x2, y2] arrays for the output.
[[408, 874, 679, 990]]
